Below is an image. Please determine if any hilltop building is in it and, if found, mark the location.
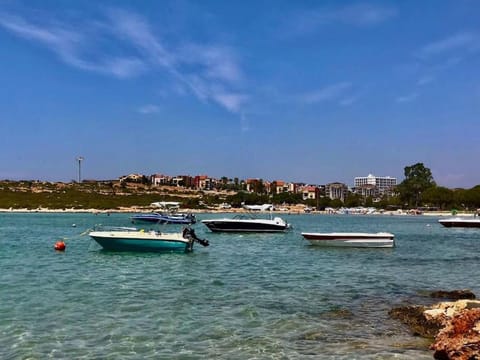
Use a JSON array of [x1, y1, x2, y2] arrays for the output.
[[354, 174, 397, 198], [151, 174, 171, 186], [271, 180, 289, 194], [246, 178, 266, 193], [194, 175, 215, 190], [326, 182, 348, 202], [301, 185, 318, 200], [119, 173, 146, 183]]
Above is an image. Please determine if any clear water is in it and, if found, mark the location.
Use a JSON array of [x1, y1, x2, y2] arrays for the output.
[[1, 213, 479, 359]]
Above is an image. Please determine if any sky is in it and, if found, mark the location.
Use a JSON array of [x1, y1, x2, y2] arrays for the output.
[[0, 0, 479, 188]]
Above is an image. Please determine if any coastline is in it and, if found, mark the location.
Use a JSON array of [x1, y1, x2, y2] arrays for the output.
[[0, 207, 469, 217]]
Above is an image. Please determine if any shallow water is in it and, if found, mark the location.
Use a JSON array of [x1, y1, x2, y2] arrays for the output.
[[1, 213, 478, 359]]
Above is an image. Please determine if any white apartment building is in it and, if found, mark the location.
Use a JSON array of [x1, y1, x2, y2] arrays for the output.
[[354, 174, 397, 195]]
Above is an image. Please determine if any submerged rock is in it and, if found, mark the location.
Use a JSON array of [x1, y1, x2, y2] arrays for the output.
[[389, 305, 444, 338], [430, 290, 476, 300]]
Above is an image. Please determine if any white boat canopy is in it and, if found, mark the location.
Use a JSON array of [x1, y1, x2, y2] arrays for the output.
[[150, 201, 181, 209]]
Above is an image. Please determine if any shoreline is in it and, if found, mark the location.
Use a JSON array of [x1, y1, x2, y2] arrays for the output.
[[0, 207, 471, 217]]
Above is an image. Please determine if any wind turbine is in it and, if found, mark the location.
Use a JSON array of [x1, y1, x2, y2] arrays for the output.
[[76, 156, 84, 183]]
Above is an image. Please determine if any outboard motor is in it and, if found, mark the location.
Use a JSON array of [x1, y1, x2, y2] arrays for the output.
[[182, 227, 209, 247]]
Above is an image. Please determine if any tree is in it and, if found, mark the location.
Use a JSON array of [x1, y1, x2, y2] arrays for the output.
[[458, 186, 480, 210], [422, 186, 454, 210], [364, 196, 374, 207], [316, 196, 332, 210], [272, 192, 302, 205], [330, 198, 344, 208], [344, 193, 362, 207], [397, 163, 436, 207], [253, 179, 266, 194], [233, 177, 239, 190]]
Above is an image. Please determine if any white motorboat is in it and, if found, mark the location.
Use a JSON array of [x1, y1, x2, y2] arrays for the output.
[[438, 217, 480, 228], [242, 204, 274, 211], [301, 232, 395, 248], [202, 214, 290, 233]]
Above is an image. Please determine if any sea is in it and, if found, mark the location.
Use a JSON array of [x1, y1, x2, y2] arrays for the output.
[[1, 212, 479, 359]]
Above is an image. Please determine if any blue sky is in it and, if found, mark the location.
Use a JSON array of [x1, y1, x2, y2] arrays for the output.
[[0, 0, 479, 188]]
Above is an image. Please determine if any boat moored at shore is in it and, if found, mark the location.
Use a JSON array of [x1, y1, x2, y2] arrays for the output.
[[88, 226, 208, 252], [301, 232, 395, 248], [202, 214, 290, 233], [438, 217, 480, 228], [131, 212, 196, 225]]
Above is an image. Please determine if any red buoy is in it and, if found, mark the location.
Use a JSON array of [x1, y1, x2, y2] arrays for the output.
[[54, 241, 66, 251]]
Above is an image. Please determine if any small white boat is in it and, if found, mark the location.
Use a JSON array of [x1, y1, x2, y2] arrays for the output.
[[88, 227, 209, 252], [242, 204, 274, 211], [301, 232, 395, 248], [438, 217, 480, 228]]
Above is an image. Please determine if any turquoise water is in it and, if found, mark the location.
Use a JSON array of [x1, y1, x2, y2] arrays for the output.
[[1, 213, 479, 359]]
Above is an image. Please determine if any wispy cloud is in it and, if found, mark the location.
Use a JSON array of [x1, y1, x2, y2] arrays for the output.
[[291, 3, 396, 35], [106, 9, 247, 113], [0, 13, 146, 78], [417, 32, 477, 59], [138, 104, 160, 114], [212, 92, 248, 113], [416, 75, 435, 86], [300, 82, 352, 104], [178, 44, 243, 84], [404, 31, 478, 99], [0, 8, 247, 113], [338, 95, 358, 107], [395, 92, 419, 103]]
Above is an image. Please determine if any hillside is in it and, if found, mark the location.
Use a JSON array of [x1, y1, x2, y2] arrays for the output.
[[0, 180, 232, 210]]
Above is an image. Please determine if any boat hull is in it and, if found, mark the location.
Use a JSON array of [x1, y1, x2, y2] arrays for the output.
[[301, 232, 395, 248], [89, 231, 193, 252], [438, 218, 480, 228], [202, 219, 288, 233]]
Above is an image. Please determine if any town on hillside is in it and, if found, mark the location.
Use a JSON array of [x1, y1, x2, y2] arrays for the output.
[[3, 162, 479, 211], [118, 172, 397, 204]]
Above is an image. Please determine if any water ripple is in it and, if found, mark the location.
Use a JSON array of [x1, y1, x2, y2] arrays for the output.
[[1, 213, 477, 359]]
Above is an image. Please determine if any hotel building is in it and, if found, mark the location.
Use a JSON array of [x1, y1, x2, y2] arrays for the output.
[[354, 174, 397, 196]]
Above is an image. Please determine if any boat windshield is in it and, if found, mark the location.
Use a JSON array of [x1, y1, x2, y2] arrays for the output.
[[232, 213, 274, 220], [93, 225, 138, 232]]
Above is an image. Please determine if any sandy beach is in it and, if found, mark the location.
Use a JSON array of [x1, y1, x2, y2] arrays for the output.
[[0, 206, 470, 217]]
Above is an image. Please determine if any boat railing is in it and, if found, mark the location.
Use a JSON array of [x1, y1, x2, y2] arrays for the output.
[[234, 210, 275, 219], [233, 212, 280, 221], [92, 225, 138, 232]]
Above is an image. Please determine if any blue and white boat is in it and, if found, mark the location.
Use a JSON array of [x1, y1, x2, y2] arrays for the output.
[[131, 212, 196, 225], [88, 226, 208, 252]]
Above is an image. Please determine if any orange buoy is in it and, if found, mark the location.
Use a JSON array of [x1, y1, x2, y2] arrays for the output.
[[54, 241, 66, 251]]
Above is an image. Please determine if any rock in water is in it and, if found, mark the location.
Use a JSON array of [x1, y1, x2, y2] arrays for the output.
[[430, 308, 480, 360], [389, 305, 444, 338], [430, 290, 476, 300]]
